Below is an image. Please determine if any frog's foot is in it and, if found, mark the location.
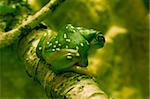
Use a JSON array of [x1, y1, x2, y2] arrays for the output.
[[70, 65, 94, 77]]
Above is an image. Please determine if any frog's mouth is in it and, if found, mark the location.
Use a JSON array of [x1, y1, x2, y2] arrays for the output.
[[73, 63, 80, 66], [73, 63, 87, 67]]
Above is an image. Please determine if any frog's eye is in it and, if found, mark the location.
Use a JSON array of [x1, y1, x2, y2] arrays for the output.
[[90, 32, 105, 48], [96, 32, 105, 43]]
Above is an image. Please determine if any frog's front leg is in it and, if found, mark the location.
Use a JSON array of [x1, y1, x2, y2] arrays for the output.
[[69, 57, 94, 76], [70, 66, 90, 76], [36, 33, 47, 59], [43, 49, 80, 73]]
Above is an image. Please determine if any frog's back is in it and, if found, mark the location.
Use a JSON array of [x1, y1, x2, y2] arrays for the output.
[[36, 30, 57, 59]]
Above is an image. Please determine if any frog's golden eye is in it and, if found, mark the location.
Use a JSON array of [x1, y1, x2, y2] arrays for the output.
[[96, 32, 105, 43]]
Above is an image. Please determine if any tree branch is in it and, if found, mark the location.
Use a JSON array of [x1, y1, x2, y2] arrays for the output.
[[18, 29, 108, 99], [0, 0, 65, 48]]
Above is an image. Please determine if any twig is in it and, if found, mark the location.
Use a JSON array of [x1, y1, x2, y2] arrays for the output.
[[0, 0, 65, 48]]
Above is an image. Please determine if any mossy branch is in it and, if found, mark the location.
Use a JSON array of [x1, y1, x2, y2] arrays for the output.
[[18, 29, 108, 99], [0, 0, 65, 48]]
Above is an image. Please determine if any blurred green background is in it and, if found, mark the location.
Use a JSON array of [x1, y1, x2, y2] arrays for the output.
[[0, 0, 149, 99]]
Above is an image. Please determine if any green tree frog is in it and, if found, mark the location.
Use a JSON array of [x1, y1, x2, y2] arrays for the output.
[[36, 24, 105, 74]]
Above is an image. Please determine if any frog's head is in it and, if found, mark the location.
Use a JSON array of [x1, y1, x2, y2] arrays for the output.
[[89, 31, 105, 48], [64, 24, 105, 48], [75, 26, 105, 49]]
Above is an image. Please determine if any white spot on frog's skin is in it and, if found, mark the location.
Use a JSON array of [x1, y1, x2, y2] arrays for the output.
[[86, 41, 89, 45], [66, 45, 69, 48], [70, 25, 74, 29], [53, 45, 56, 48], [66, 24, 74, 30], [72, 30, 76, 33], [76, 46, 79, 50], [52, 49, 55, 52], [66, 26, 69, 29], [58, 44, 61, 46], [77, 27, 82, 30], [67, 53, 72, 56], [67, 55, 72, 59], [76, 53, 80, 56], [80, 43, 84, 46], [47, 42, 49, 45], [66, 39, 71, 42], [56, 48, 60, 51], [49, 43, 52, 46], [64, 34, 67, 38], [39, 47, 42, 50], [55, 41, 58, 44]]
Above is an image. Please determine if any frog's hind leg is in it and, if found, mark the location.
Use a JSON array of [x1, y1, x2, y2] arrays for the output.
[[36, 32, 47, 58], [70, 66, 90, 75]]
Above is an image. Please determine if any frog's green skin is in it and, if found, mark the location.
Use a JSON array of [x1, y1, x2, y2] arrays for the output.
[[36, 24, 105, 74]]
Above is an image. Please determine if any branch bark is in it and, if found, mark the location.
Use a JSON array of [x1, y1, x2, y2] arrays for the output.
[[0, 0, 65, 48], [18, 28, 108, 99]]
